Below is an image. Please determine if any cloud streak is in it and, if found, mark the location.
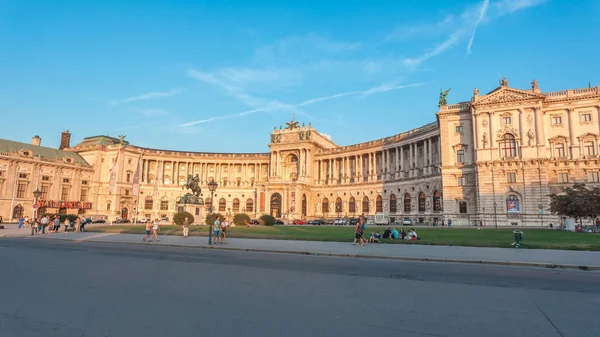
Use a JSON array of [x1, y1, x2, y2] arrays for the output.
[[178, 80, 429, 128], [111, 88, 183, 105], [467, 0, 490, 55]]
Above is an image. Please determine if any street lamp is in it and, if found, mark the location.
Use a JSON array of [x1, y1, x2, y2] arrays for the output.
[[32, 188, 42, 236], [207, 181, 218, 245], [493, 202, 498, 228]]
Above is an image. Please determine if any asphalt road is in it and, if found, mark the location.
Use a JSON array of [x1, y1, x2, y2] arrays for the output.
[[1, 239, 599, 337]]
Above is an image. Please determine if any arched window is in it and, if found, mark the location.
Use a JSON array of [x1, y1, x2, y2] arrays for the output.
[[301, 194, 307, 216], [404, 193, 411, 213], [376, 195, 383, 213], [362, 196, 369, 214], [246, 198, 254, 213], [349, 197, 356, 213], [232, 198, 240, 213], [500, 133, 517, 158], [106, 201, 111, 211], [160, 197, 168, 211], [418, 192, 426, 212], [12, 204, 24, 219], [389, 194, 397, 213], [335, 197, 343, 213], [145, 196, 153, 210], [433, 191, 441, 212], [322, 198, 329, 213], [218, 198, 226, 212], [506, 195, 520, 213]]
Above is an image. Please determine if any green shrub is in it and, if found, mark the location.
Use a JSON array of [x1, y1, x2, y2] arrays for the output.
[[260, 214, 276, 226], [205, 213, 223, 226], [233, 213, 251, 226], [173, 211, 194, 226]]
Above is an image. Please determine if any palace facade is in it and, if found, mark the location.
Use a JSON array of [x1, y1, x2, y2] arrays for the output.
[[1, 79, 599, 226]]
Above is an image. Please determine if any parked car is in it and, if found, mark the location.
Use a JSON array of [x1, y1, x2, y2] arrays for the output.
[[250, 219, 259, 225], [316, 219, 326, 225], [161, 217, 169, 222], [402, 217, 412, 226], [92, 219, 106, 224], [325, 219, 334, 225], [334, 218, 346, 226], [348, 218, 358, 226], [275, 219, 285, 225], [292, 219, 305, 225], [137, 218, 150, 223]]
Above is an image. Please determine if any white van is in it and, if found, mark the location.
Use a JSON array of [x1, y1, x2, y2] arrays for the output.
[[374, 213, 389, 225]]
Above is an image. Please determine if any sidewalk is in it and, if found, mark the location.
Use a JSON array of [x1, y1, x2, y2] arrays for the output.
[[9, 229, 599, 270]]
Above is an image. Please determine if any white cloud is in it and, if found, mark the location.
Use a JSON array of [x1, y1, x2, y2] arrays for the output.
[[178, 80, 429, 128], [321, 133, 332, 140], [494, 0, 548, 16], [112, 88, 183, 105], [130, 108, 169, 116], [385, 15, 454, 41], [399, 0, 544, 67], [253, 33, 361, 62], [467, 0, 490, 55]]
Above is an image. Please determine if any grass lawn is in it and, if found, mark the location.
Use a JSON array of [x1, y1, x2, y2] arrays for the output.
[[86, 225, 600, 251]]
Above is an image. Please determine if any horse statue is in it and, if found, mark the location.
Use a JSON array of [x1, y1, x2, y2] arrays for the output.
[[183, 174, 201, 197]]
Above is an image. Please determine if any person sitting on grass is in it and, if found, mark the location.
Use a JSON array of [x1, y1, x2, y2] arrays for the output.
[[369, 231, 381, 243], [406, 228, 418, 241], [382, 227, 391, 239], [391, 228, 399, 239], [374, 231, 381, 243]]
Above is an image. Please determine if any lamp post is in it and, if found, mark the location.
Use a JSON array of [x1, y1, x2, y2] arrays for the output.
[[493, 202, 498, 228], [32, 189, 42, 236], [207, 181, 218, 245]]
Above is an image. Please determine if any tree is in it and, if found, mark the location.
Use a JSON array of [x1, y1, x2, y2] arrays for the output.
[[549, 183, 600, 225], [233, 213, 251, 227], [259, 214, 276, 226], [173, 211, 194, 226], [205, 213, 223, 226]]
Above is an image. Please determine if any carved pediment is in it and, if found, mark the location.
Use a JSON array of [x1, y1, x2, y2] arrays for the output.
[[548, 135, 568, 143], [577, 132, 599, 140], [495, 125, 520, 139], [473, 87, 545, 106], [452, 143, 468, 151]]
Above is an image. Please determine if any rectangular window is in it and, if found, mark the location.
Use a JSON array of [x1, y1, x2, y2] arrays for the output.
[[585, 141, 595, 156], [41, 185, 49, 199], [125, 189, 130, 196], [0, 171, 5, 177], [459, 201, 468, 214], [160, 200, 168, 211], [145, 199, 153, 210], [506, 172, 516, 183], [455, 125, 463, 133], [61, 186, 70, 200], [42, 176, 50, 181], [80, 189, 88, 202], [588, 172, 599, 183], [81, 180, 88, 185], [128, 158, 132, 164], [558, 173, 569, 184], [63, 178, 70, 183], [552, 116, 562, 125], [555, 143, 566, 158], [457, 176, 466, 186], [581, 113, 592, 122], [18, 173, 28, 179], [456, 150, 465, 164], [502, 117, 511, 124], [126, 173, 131, 183], [17, 182, 27, 198]]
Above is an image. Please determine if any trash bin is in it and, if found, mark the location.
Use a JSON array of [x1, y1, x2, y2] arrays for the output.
[[512, 230, 523, 247]]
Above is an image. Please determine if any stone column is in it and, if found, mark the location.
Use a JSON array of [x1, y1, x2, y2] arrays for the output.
[[567, 108, 578, 159], [395, 147, 399, 174], [428, 138, 433, 174], [400, 146, 404, 175], [141, 159, 146, 182]]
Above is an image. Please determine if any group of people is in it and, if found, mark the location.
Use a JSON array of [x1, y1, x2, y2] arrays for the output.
[[213, 216, 229, 244], [18, 215, 87, 235], [353, 218, 420, 246], [143, 219, 161, 242]]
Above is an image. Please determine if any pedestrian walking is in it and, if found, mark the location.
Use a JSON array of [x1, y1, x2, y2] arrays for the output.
[[182, 217, 190, 237], [220, 218, 228, 244], [213, 216, 221, 244], [18, 216, 24, 229], [53, 216, 60, 233], [143, 220, 152, 242], [151, 219, 160, 241], [478, 219, 483, 230], [64, 218, 70, 232], [353, 217, 366, 246]]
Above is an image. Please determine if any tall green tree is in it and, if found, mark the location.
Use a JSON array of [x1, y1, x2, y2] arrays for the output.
[[549, 183, 600, 225]]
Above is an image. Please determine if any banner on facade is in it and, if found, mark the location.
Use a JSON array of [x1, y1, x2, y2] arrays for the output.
[[132, 155, 142, 196], [108, 150, 121, 193], [153, 161, 162, 197], [36, 200, 93, 210]]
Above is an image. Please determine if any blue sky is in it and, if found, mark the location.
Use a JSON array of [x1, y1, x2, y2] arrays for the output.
[[1, 0, 599, 152]]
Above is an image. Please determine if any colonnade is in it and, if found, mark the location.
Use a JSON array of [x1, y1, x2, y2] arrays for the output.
[[315, 136, 440, 185]]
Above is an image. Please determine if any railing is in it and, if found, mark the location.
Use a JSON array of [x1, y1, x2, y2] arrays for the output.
[[544, 86, 599, 98]]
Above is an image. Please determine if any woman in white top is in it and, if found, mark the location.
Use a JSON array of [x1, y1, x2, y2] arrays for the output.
[[151, 219, 160, 242], [220, 219, 228, 244]]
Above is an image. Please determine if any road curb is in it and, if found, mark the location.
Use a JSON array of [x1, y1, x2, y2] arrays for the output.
[[24, 236, 600, 271]]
